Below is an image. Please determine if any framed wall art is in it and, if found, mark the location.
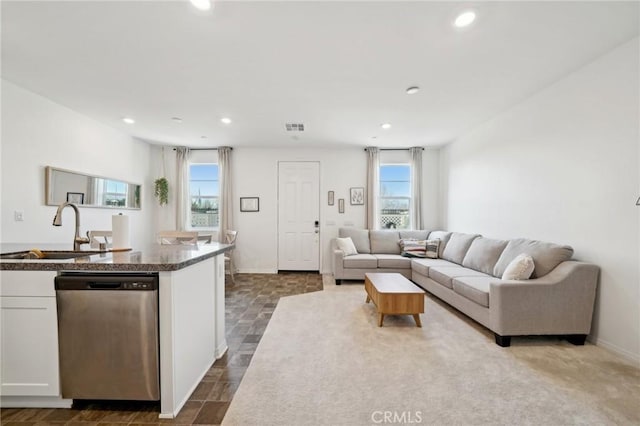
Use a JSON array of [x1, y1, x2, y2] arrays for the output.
[[240, 197, 260, 212], [338, 198, 345, 214], [66, 192, 84, 204], [350, 187, 364, 205], [328, 191, 335, 206]]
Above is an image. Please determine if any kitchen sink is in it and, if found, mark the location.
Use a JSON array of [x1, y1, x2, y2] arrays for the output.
[[0, 251, 96, 260]]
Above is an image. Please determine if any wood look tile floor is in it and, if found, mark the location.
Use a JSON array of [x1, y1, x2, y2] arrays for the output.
[[0, 273, 323, 426]]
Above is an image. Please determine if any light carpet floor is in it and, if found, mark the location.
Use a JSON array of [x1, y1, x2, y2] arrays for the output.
[[222, 280, 640, 425]]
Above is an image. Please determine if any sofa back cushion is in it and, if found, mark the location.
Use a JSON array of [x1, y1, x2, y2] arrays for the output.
[[399, 230, 430, 241], [426, 231, 452, 258], [370, 230, 401, 254], [441, 232, 481, 264], [462, 237, 508, 275], [338, 228, 371, 254], [493, 238, 574, 278]]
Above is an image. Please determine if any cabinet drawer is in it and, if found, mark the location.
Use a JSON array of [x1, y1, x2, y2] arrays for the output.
[[0, 271, 57, 297]]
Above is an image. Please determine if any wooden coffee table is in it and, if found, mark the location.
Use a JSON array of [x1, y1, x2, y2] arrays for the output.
[[364, 273, 425, 327]]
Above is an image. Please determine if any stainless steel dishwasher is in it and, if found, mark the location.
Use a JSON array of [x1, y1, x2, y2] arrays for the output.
[[55, 272, 160, 401]]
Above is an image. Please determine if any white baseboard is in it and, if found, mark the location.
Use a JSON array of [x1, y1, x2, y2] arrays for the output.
[[0, 396, 72, 408], [591, 336, 640, 365]]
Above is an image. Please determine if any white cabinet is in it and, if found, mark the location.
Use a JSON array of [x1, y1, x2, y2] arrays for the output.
[[0, 271, 60, 397]]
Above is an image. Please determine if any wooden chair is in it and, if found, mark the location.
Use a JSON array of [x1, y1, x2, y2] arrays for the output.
[[158, 231, 199, 246], [224, 230, 238, 283], [88, 231, 112, 249]]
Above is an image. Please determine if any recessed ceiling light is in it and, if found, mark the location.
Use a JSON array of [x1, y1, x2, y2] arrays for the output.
[[171, 117, 183, 123], [190, 0, 211, 11], [454, 10, 476, 28], [406, 86, 420, 95], [122, 117, 135, 124], [220, 117, 232, 124], [381, 123, 392, 130]]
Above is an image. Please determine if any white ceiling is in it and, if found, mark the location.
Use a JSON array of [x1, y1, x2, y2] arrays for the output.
[[2, 1, 638, 149]]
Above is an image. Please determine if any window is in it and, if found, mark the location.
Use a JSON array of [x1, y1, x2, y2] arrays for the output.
[[379, 164, 411, 230], [189, 163, 219, 229], [103, 180, 127, 207]]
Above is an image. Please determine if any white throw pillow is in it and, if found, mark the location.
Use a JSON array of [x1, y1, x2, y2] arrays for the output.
[[336, 237, 358, 256], [502, 254, 535, 280]]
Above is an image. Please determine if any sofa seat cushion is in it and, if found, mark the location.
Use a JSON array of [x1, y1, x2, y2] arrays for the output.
[[339, 228, 371, 254], [452, 276, 497, 308], [370, 230, 401, 254], [441, 232, 481, 264], [462, 237, 508, 275], [343, 254, 378, 269], [428, 266, 490, 289], [493, 238, 574, 278], [411, 259, 458, 276], [375, 254, 411, 269]]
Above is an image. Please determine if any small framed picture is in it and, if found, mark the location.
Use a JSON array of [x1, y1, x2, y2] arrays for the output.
[[240, 197, 259, 212], [350, 187, 364, 205], [66, 192, 84, 204], [328, 191, 335, 206], [338, 198, 345, 214]]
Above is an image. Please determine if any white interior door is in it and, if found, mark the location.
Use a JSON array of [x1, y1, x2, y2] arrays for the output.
[[278, 161, 320, 271]]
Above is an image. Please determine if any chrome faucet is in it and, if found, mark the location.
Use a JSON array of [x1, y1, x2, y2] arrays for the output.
[[53, 202, 91, 251]]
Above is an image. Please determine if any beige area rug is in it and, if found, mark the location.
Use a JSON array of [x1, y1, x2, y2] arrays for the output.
[[223, 280, 640, 425]]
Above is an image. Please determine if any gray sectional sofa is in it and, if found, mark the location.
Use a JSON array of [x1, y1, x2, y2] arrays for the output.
[[332, 228, 599, 347]]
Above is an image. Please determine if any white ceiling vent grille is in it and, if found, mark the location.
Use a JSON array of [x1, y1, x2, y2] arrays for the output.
[[285, 123, 305, 132]]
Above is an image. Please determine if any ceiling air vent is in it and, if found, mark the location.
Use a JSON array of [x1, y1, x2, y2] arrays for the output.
[[285, 123, 305, 132]]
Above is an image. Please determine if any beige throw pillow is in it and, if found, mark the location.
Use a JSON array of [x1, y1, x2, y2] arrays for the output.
[[502, 254, 535, 280], [336, 237, 358, 256]]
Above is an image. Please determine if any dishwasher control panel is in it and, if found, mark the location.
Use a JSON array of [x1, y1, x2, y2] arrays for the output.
[[123, 282, 153, 289]]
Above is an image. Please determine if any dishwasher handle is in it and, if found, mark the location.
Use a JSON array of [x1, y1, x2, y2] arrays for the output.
[[88, 282, 122, 289]]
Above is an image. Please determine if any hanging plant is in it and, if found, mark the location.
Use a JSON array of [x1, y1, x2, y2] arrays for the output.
[[154, 177, 169, 206], [154, 147, 169, 206]]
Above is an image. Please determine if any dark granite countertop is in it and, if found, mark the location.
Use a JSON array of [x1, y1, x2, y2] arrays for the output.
[[0, 242, 232, 271]]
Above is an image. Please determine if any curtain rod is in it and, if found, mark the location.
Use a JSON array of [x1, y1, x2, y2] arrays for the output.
[[363, 147, 424, 151], [172, 147, 233, 151]]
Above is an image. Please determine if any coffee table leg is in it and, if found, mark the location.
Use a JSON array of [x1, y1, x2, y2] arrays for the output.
[[378, 313, 384, 327], [413, 314, 422, 327]]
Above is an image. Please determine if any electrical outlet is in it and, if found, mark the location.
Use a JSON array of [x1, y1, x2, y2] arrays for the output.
[[14, 210, 24, 222]]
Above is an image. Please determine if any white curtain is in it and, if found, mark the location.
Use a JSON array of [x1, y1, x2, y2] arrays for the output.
[[366, 147, 380, 230], [175, 147, 191, 230], [218, 146, 233, 243], [410, 146, 424, 230]]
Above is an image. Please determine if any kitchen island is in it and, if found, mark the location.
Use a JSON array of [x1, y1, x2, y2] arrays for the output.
[[0, 242, 232, 419]]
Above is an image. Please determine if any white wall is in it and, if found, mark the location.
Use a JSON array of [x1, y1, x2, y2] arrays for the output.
[[1, 80, 155, 248], [150, 146, 440, 274], [440, 38, 639, 361]]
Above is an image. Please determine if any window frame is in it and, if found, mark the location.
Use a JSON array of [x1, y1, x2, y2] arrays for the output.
[[378, 162, 413, 230], [188, 162, 220, 231]]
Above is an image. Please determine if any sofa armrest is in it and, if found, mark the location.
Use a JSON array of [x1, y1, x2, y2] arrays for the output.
[[489, 261, 599, 336], [333, 249, 346, 279]]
